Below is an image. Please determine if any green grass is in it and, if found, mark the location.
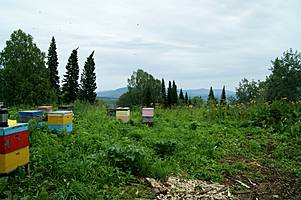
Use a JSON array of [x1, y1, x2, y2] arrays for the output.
[[0, 102, 300, 199]]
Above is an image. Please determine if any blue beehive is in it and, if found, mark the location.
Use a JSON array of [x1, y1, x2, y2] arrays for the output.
[[48, 124, 73, 134], [18, 110, 43, 123]]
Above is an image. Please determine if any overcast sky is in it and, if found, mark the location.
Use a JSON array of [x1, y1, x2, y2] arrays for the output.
[[1, 0, 300, 91]]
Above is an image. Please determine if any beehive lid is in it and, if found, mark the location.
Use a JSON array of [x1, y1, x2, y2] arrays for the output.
[[19, 110, 43, 116], [0, 123, 28, 136], [116, 107, 130, 111], [48, 110, 73, 115]]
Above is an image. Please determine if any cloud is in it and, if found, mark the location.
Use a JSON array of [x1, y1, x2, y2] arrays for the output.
[[0, 0, 301, 91]]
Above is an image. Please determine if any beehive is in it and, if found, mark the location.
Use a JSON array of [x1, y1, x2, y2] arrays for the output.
[[0, 123, 29, 174], [58, 105, 74, 111], [47, 111, 73, 134], [37, 106, 53, 112], [18, 110, 43, 123], [142, 108, 154, 126], [116, 107, 130, 123]]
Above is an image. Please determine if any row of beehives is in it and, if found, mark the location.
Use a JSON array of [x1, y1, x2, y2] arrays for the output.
[[108, 107, 154, 125], [0, 104, 74, 174]]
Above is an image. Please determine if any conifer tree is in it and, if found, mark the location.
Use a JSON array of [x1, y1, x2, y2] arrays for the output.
[[171, 80, 178, 105], [207, 86, 216, 104], [167, 81, 172, 107], [79, 51, 97, 103], [161, 78, 167, 107], [62, 48, 79, 103], [184, 92, 189, 104], [179, 88, 184, 100], [220, 85, 226, 105], [47, 37, 60, 100]]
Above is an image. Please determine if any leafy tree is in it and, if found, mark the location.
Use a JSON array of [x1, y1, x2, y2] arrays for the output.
[[220, 85, 226, 105], [167, 81, 172, 107], [79, 51, 97, 103], [117, 69, 161, 106], [236, 78, 260, 103], [265, 49, 301, 101], [47, 36, 60, 100], [184, 92, 189, 104], [161, 78, 167, 107], [207, 86, 216, 104], [62, 48, 79, 103], [0, 29, 56, 105], [171, 80, 178, 105], [191, 96, 204, 108]]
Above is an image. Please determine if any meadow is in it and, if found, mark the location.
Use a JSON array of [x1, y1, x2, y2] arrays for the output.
[[0, 101, 300, 199]]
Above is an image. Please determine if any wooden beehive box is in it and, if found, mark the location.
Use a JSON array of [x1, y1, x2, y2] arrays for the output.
[[116, 107, 130, 123], [0, 123, 29, 174], [18, 110, 43, 123], [47, 111, 73, 134]]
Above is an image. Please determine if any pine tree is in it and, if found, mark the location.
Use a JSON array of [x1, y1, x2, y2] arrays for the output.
[[184, 92, 189, 104], [171, 80, 178, 105], [220, 85, 226, 105], [179, 89, 184, 100], [161, 78, 167, 107], [167, 81, 172, 107], [207, 86, 216, 104], [47, 37, 60, 100], [79, 51, 97, 103], [62, 48, 79, 103]]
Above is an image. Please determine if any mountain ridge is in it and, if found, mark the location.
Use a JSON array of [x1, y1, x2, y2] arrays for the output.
[[98, 87, 236, 99]]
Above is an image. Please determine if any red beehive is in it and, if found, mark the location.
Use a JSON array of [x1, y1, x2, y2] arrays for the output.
[[0, 130, 29, 154]]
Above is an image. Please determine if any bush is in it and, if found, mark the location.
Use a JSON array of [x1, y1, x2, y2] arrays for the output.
[[152, 140, 177, 158]]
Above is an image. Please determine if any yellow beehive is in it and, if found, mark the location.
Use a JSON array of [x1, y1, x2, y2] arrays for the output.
[[48, 111, 73, 125], [0, 146, 29, 174]]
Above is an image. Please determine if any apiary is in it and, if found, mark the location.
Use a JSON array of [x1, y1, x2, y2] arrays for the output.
[[18, 110, 43, 123], [0, 123, 29, 174], [47, 111, 73, 134], [116, 107, 130, 123], [142, 108, 154, 126]]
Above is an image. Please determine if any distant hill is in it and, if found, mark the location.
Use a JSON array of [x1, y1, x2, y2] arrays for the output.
[[97, 87, 236, 100], [97, 87, 128, 99]]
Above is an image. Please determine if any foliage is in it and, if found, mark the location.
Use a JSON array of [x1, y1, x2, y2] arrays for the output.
[[167, 81, 172, 107], [185, 92, 189, 104], [171, 80, 178, 106], [161, 78, 167, 107], [117, 69, 161, 106], [47, 37, 60, 100], [266, 49, 301, 101], [0, 29, 56, 105], [236, 78, 262, 104], [62, 48, 79, 103], [79, 51, 97, 103]]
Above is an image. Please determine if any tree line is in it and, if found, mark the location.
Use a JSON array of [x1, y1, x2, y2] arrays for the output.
[[0, 30, 97, 106], [236, 49, 301, 104], [117, 69, 228, 107]]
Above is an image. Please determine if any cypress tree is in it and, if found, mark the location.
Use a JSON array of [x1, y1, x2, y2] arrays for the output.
[[184, 92, 189, 104], [220, 85, 226, 105], [179, 88, 184, 100], [167, 81, 172, 107], [62, 48, 79, 103], [161, 78, 167, 107], [47, 37, 60, 100], [171, 80, 178, 105], [207, 86, 216, 104], [79, 51, 97, 103]]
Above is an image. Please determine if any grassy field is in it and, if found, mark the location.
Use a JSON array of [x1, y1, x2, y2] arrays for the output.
[[0, 102, 300, 199]]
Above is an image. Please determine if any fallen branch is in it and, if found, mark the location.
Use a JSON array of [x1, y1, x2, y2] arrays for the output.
[[235, 180, 250, 189]]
